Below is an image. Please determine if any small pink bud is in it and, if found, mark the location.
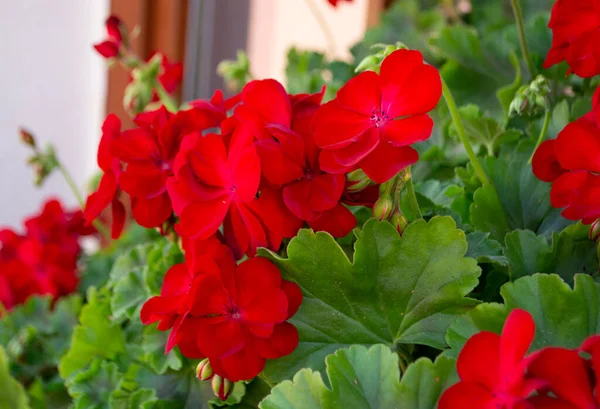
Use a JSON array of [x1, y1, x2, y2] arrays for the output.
[[211, 375, 233, 401]]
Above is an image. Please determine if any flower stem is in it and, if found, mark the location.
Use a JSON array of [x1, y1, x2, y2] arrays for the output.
[[405, 170, 422, 219], [57, 163, 112, 240], [441, 78, 491, 185], [510, 0, 535, 78], [528, 108, 551, 164], [305, 0, 337, 57], [155, 81, 179, 113]]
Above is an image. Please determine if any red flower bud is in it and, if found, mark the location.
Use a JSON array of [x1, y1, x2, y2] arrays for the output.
[[19, 128, 36, 148], [590, 219, 600, 243], [373, 195, 393, 221], [196, 358, 214, 381], [391, 210, 408, 235], [211, 375, 233, 401]]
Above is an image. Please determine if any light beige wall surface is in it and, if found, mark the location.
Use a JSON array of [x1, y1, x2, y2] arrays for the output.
[[248, 0, 369, 82]]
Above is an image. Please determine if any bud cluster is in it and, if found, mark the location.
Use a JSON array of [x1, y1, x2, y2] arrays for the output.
[[509, 75, 551, 117], [19, 128, 59, 186], [196, 359, 234, 401], [355, 42, 408, 73]]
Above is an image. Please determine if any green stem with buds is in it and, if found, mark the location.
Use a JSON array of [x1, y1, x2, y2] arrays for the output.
[[510, 0, 535, 78], [528, 108, 551, 164], [57, 163, 111, 240], [155, 81, 179, 113], [442, 79, 491, 185]]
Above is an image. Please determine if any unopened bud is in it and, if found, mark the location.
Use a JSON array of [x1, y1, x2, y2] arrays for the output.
[[590, 219, 600, 243], [355, 55, 381, 73], [211, 375, 233, 401], [19, 128, 36, 147], [196, 358, 214, 381], [346, 169, 372, 193], [355, 42, 407, 73], [391, 210, 408, 235], [373, 195, 393, 221]]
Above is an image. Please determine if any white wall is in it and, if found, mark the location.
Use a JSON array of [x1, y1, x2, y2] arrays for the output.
[[248, 0, 369, 81], [0, 0, 109, 226]]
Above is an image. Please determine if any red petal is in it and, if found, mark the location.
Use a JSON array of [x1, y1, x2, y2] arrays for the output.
[[358, 143, 418, 184], [457, 331, 500, 389], [382, 115, 434, 147], [110, 197, 126, 239], [93, 41, 119, 58], [112, 129, 159, 162], [241, 288, 288, 324], [176, 197, 231, 239], [140, 296, 179, 325], [528, 395, 581, 409], [532, 140, 565, 182], [550, 171, 589, 208], [336, 70, 381, 115], [254, 188, 304, 246], [119, 163, 167, 198], [161, 263, 193, 297], [318, 149, 357, 175], [196, 318, 246, 358], [131, 193, 172, 228], [308, 203, 356, 238], [528, 348, 596, 408], [281, 281, 302, 318], [312, 101, 371, 149], [253, 322, 299, 359], [380, 50, 441, 118], [84, 172, 117, 224], [308, 173, 345, 212], [283, 179, 317, 221], [255, 139, 305, 186], [555, 120, 600, 173], [499, 309, 535, 377], [332, 128, 380, 167], [230, 145, 261, 203], [235, 257, 282, 306], [210, 346, 265, 382], [437, 381, 494, 409], [241, 79, 292, 126]]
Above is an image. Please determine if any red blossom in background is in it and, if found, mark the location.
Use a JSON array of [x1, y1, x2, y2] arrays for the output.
[[532, 87, 600, 224], [544, 0, 600, 78], [93, 15, 124, 59], [83, 114, 126, 239], [151, 53, 184, 102], [0, 199, 91, 314], [438, 309, 544, 409], [312, 49, 442, 184], [327, 0, 353, 7], [141, 240, 301, 382]]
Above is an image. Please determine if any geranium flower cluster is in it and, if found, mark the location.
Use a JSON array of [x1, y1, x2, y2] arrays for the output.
[[440, 309, 600, 409], [85, 48, 441, 259], [140, 237, 302, 382], [532, 86, 600, 224], [0, 199, 92, 314]]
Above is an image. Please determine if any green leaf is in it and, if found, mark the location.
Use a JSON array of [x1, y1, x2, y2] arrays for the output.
[[446, 274, 600, 355], [59, 288, 126, 378], [285, 48, 327, 95], [259, 217, 480, 382], [504, 230, 599, 283], [66, 360, 120, 409], [141, 325, 183, 375], [260, 344, 455, 409], [465, 232, 507, 266], [0, 346, 30, 409], [229, 379, 271, 409], [471, 154, 571, 242], [496, 52, 522, 122]]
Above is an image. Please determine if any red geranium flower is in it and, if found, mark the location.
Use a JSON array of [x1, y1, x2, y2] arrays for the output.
[[93, 15, 124, 59], [544, 0, 600, 78], [0, 199, 89, 313], [150, 53, 184, 102], [532, 87, 600, 224], [182, 256, 302, 381], [312, 49, 442, 184], [140, 237, 231, 353], [438, 309, 545, 409], [84, 114, 126, 239], [112, 106, 223, 229]]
